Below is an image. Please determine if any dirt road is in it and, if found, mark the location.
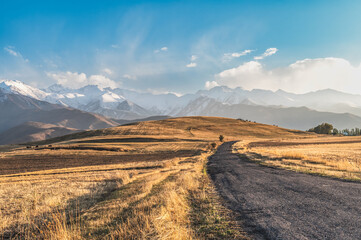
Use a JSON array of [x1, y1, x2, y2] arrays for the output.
[[208, 141, 361, 239]]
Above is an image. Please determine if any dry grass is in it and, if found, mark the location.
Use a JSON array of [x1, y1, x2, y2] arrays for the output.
[[235, 136, 361, 181], [0, 151, 246, 239], [1, 116, 313, 239], [32, 116, 311, 147], [1, 117, 263, 239]]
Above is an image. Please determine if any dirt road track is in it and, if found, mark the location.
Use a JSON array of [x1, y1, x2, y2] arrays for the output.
[[208, 141, 361, 240]]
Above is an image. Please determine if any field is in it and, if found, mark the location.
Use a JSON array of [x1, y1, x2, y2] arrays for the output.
[[2, 149, 239, 239], [6, 116, 361, 239], [4, 116, 303, 239], [234, 135, 361, 181], [10, 116, 357, 238]]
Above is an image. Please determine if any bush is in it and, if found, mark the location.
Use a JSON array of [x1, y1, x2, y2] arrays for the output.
[[308, 123, 333, 134], [219, 135, 224, 142]]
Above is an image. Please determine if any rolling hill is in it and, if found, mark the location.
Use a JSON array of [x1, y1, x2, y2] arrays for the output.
[[0, 122, 79, 145], [34, 116, 311, 146]]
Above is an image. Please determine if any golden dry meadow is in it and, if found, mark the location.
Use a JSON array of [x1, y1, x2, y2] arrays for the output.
[[3, 116, 360, 239], [235, 135, 361, 181], [2, 116, 281, 239]]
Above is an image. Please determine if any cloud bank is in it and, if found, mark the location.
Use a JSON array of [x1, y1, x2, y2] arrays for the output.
[[47, 71, 119, 89], [211, 57, 361, 94]]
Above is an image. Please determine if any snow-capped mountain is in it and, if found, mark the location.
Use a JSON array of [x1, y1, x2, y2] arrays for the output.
[[196, 86, 361, 110], [110, 88, 197, 115], [177, 96, 361, 130], [0, 79, 49, 100], [3, 79, 361, 130], [0, 87, 119, 133], [41, 83, 194, 118]]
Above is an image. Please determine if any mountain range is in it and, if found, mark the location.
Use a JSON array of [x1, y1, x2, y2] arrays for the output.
[[2, 79, 361, 144]]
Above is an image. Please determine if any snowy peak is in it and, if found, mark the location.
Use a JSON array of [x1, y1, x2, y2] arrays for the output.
[[0, 79, 48, 100], [5, 79, 361, 125], [46, 84, 71, 94], [101, 92, 125, 103]]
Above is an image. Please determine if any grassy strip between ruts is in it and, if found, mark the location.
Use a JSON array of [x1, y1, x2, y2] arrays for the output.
[[189, 162, 248, 239]]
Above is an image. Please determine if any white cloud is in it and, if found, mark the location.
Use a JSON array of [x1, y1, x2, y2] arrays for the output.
[[185, 55, 199, 68], [154, 46, 168, 53], [88, 75, 118, 89], [214, 57, 361, 94], [254, 48, 278, 60], [4, 46, 20, 57], [47, 72, 87, 88], [223, 49, 252, 61], [205, 81, 219, 90], [186, 62, 197, 68], [122, 74, 137, 80], [47, 71, 119, 89], [102, 68, 113, 75], [146, 88, 183, 97]]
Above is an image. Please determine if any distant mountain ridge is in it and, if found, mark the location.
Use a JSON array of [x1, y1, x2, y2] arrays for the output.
[[178, 97, 361, 130], [2, 79, 361, 133], [0, 92, 120, 132]]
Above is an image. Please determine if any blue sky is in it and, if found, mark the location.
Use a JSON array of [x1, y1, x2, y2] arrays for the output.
[[2, 0, 361, 94]]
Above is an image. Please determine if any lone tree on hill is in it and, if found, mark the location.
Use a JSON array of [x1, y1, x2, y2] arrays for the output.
[[219, 135, 224, 142], [307, 123, 333, 134]]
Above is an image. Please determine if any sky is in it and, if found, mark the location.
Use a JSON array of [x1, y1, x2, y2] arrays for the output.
[[2, 0, 361, 94]]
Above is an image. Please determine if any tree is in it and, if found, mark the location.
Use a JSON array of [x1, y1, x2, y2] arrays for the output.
[[343, 128, 350, 136], [332, 128, 339, 135], [307, 123, 333, 134], [219, 135, 224, 142], [355, 128, 361, 136]]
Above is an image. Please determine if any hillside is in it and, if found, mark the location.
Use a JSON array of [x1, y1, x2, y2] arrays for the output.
[[0, 122, 79, 145], [0, 91, 119, 133], [35, 116, 311, 146]]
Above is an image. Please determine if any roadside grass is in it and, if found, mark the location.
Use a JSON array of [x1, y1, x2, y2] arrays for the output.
[[189, 165, 247, 239], [234, 137, 361, 181]]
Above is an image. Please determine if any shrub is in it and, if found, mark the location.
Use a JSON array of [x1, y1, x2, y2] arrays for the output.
[[219, 135, 224, 142], [307, 123, 333, 134]]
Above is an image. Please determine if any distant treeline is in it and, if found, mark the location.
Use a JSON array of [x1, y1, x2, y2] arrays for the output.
[[307, 123, 361, 136]]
